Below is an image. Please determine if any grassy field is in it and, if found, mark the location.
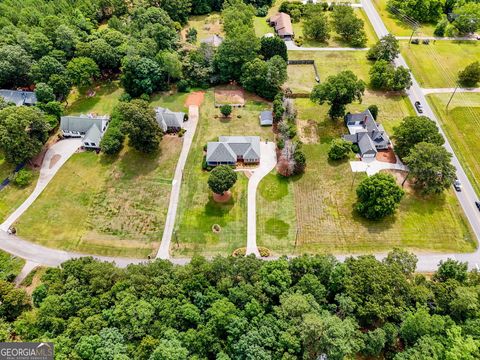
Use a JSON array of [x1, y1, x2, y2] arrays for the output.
[[428, 93, 480, 197], [0, 249, 25, 281], [286, 51, 372, 93], [400, 41, 480, 88], [258, 98, 474, 254], [183, 13, 224, 44], [292, 8, 378, 48], [172, 89, 274, 257], [66, 81, 124, 116], [371, 0, 436, 36]]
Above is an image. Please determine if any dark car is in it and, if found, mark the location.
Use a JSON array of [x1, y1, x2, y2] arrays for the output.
[[411, 38, 419, 44], [454, 179, 462, 192], [476, 201, 480, 211], [415, 101, 423, 114]]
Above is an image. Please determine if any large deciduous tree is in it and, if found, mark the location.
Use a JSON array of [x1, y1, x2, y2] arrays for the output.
[[241, 55, 287, 100], [66, 57, 100, 88], [355, 173, 405, 220], [120, 56, 165, 97], [393, 115, 445, 159], [0, 45, 32, 88], [259, 36, 288, 61], [303, 12, 330, 43], [367, 34, 400, 62], [208, 165, 238, 195], [369, 60, 412, 91], [331, 6, 367, 47], [310, 70, 365, 119], [404, 142, 456, 195], [30, 55, 65, 84], [458, 61, 480, 88]]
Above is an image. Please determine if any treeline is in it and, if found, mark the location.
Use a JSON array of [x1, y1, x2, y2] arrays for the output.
[[1, 251, 480, 359]]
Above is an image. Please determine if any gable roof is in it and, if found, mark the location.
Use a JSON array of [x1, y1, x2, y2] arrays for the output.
[[83, 124, 103, 145], [155, 107, 185, 131], [270, 13, 294, 36], [201, 34, 224, 47], [345, 109, 390, 149], [260, 110, 273, 126], [207, 136, 261, 163], [0, 90, 37, 106], [60, 115, 108, 134], [207, 142, 237, 163]]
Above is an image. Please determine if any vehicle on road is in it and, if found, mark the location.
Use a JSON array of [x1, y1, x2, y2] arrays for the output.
[[454, 179, 462, 192], [476, 201, 480, 211], [411, 38, 419, 44], [414, 101, 423, 113]]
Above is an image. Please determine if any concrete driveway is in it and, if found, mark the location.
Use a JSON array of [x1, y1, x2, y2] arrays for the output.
[[246, 141, 277, 256], [0, 138, 82, 232]]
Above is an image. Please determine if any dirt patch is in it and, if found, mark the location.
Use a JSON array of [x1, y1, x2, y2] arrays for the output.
[[376, 147, 397, 164], [214, 86, 245, 106], [49, 154, 61, 169], [213, 191, 232, 203], [297, 119, 319, 144], [381, 169, 413, 192], [185, 91, 205, 107]]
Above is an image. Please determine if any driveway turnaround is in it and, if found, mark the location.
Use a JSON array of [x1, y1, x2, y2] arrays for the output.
[[349, 159, 408, 176], [246, 142, 277, 256], [156, 105, 200, 259], [0, 138, 82, 232]]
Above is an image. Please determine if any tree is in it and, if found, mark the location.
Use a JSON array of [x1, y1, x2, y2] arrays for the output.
[[121, 56, 165, 97], [356, 173, 405, 220], [30, 55, 65, 84], [393, 116, 445, 159], [186, 28, 198, 43], [368, 105, 379, 120], [66, 57, 100, 88], [241, 56, 287, 100], [0, 45, 32, 88], [310, 70, 365, 118], [452, 3, 480, 35], [399, 307, 448, 346], [387, 0, 444, 23], [156, 51, 183, 85], [259, 36, 288, 61], [367, 34, 400, 62], [35, 83, 55, 103], [76, 39, 120, 71], [458, 61, 480, 88], [220, 104, 232, 117], [404, 142, 456, 195], [369, 60, 412, 91], [208, 165, 238, 195], [100, 126, 125, 155], [383, 248, 418, 276], [362, 328, 386, 357], [331, 6, 367, 47], [433, 259, 468, 283], [150, 338, 188, 360], [0, 106, 50, 164], [328, 138, 352, 161], [48, 74, 71, 101], [119, 100, 162, 153], [303, 13, 330, 43]]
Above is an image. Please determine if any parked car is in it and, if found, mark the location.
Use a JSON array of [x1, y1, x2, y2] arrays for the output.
[[475, 201, 480, 211], [411, 38, 419, 44], [415, 101, 423, 113], [454, 179, 462, 192], [423, 39, 430, 45]]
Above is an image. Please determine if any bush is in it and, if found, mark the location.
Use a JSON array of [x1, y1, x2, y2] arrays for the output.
[[13, 169, 33, 187], [119, 93, 132, 102], [434, 17, 448, 37], [220, 104, 232, 117], [178, 128, 186, 137], [368, 105, 379, 120], [100, 126, 125, 155], [277, 137, 285, 149], [351, 144, 360, 153], [256, 5, 268, 17], [177, 79, 189, 93], [458, 61, 480, 88], [328, 138, 352, 160], [139, 93, 150, 101]]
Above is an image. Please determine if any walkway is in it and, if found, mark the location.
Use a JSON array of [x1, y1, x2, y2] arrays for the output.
[[0, 139, 82, 232], [246, 142, 277, 256], [285, 40, 369, 51], [156, 105, 200, 259], [14, 260, 40, 285], [422, 87, 480, 95]]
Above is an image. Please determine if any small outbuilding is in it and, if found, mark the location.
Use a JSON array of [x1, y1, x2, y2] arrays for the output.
[[259, 110, 273, 126]]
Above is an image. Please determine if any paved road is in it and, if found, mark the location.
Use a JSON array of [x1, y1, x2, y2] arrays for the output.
[[156, 105, 200, 259], [246, 142, 277, 256], [422, 87, 480, 95], [286, 40, 369, 51], [0, 139, 82, 232], [362, 0, 480, 269]]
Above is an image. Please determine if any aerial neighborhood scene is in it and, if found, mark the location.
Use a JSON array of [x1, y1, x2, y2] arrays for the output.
[[0, 0, 480, 358]]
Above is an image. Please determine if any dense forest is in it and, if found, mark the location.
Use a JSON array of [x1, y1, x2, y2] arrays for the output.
[[0, 252, 479, 359]]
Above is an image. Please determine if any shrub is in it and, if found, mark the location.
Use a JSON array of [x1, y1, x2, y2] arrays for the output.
[[139, 93, 150, 101], [100, 126, 125, 155], [458, 61, 480, 88], [13, 169, 33, 187], [220, 104, 232, 117], [178, 128, 186, 137], [351, 144, 360, 153], [368, 105, 379, 120], [293, 149, 306, 174], [119, 93, 132, 102], [256, 5, 268, 17], [277, 137, 285, 150], [186, 28, 197, 43], [328, 138, 352, 160], [177, 79, 189, 93]]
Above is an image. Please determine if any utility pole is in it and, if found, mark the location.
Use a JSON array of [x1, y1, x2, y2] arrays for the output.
[[446, 85, 459, 112]]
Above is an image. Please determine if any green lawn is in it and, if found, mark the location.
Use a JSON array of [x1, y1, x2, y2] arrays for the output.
[[15, 136, 182, 258], [172, 89, 274, 257], [0, 249, 25, 281], [292, 8, 378, 48], [371, 0, 436, 36], [400, 41, 480, 88], [428, 93, 480, 197], [183, 13, 224, 44], [66, 81, 124, 116], [257, 97, 475, 255]]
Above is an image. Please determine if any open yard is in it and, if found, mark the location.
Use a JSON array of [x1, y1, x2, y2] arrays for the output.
[[372, 0, 436, 36], [428, 93, 480, 197], [66, 81, 124, 116], [172, 89, 274, 257], [400, 41, 480, 88], [258, 96, 475, 254], [292, 8, 378, 48], [182, 13, 224, 44]]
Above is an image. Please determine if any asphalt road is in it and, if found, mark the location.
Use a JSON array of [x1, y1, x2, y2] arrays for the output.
[[361, 0, 480, 270]]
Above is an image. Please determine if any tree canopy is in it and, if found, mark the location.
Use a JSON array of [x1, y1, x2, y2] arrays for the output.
[[208, 165, 238, 195]]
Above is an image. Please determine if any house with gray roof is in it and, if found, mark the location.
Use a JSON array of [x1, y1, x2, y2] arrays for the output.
[[207, 136, 261, 166], [342, 109, 390, 158], [259, 110, 273, 126], [201, 34, 224, 47], [60, 114, 109, 149], [0, 90, 37, 106], [155, 107, 185, 133]]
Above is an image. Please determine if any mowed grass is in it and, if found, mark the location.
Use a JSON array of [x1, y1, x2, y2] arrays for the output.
[[258, 97, 475, 254], [66, 81, 124, 115], [292, 8, 378, 48], [183, 13, 224, 44], [15, 137, 182, 258], [0, 249, 25, 281], [173, 90, 274, 257], [400, 41, 480, 88], [371, 0, 436, 36], [428, 93, 480, 196]]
